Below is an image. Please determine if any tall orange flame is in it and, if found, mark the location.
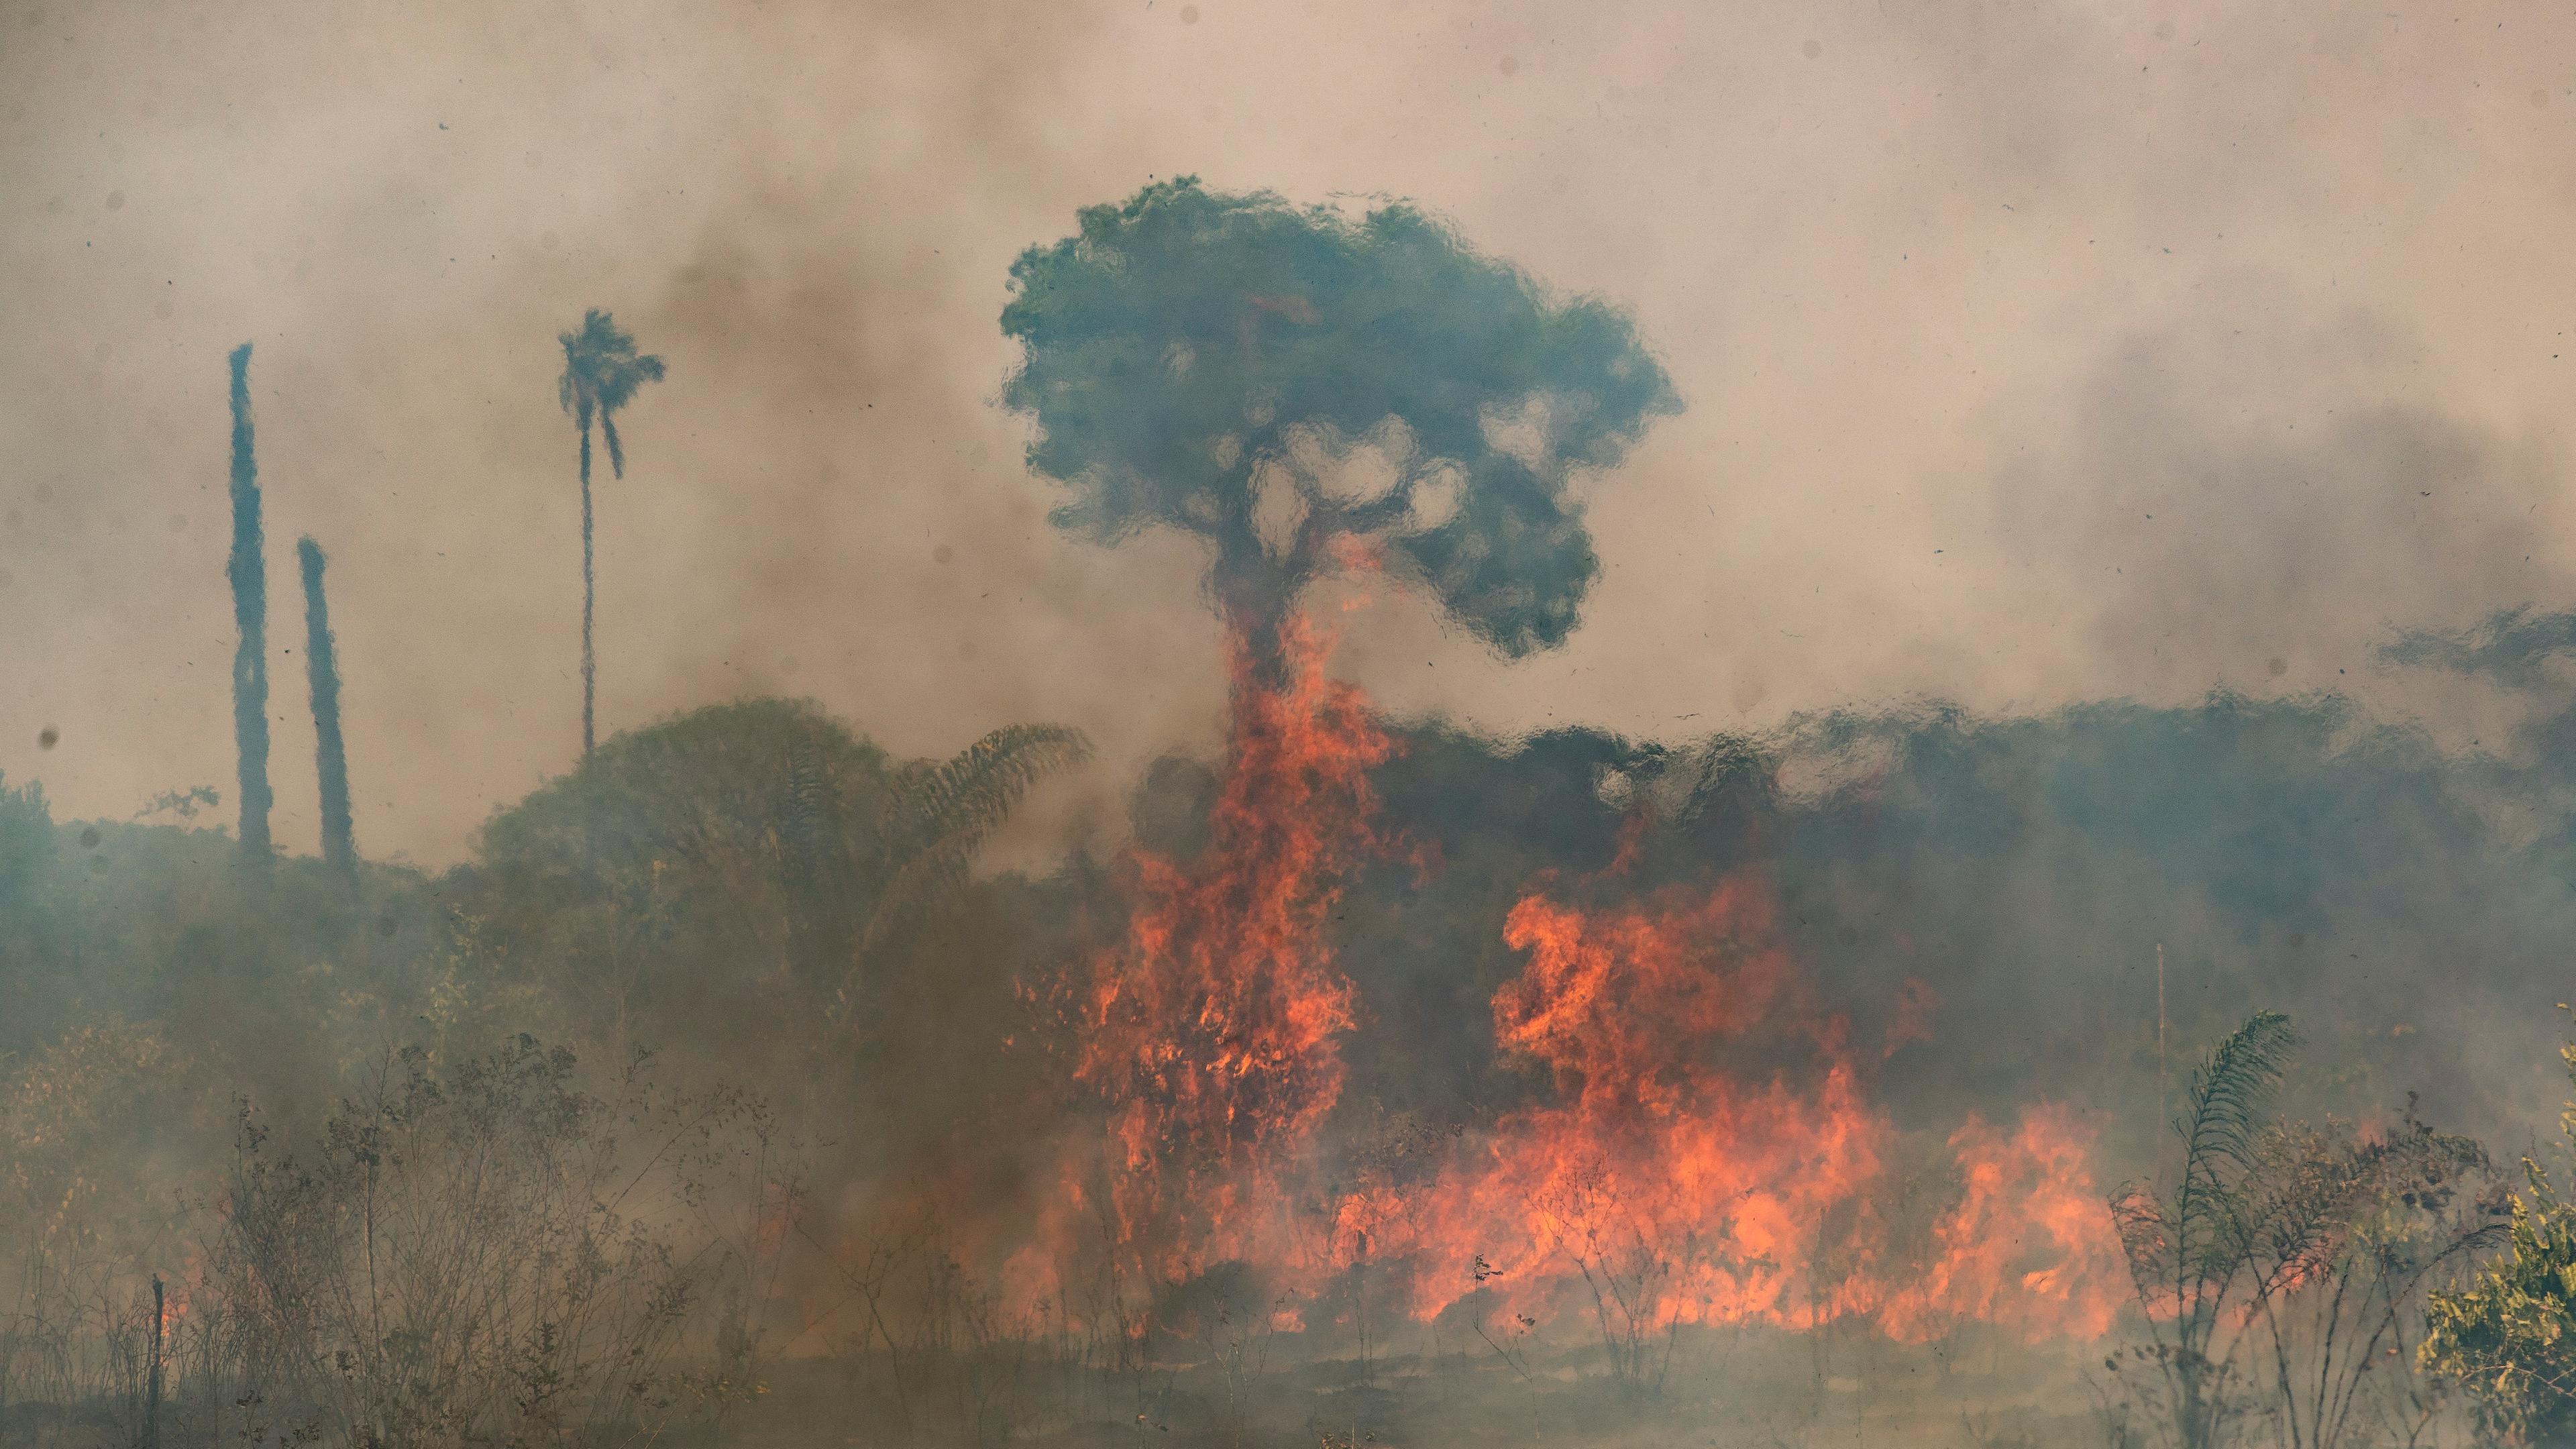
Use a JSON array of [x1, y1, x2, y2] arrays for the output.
[[1068, 614, 1391, 1285]]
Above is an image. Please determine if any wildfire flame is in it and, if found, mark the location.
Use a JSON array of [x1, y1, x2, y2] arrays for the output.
[[1010, 610, 2119, 1350], [1068, 613, 1391, 1286]]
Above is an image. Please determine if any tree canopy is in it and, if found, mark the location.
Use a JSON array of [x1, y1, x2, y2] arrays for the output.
[[467, 700, 1087, 1051], [1000, 178, 1679, 664]]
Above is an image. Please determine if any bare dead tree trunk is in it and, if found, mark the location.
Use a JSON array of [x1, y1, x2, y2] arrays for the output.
[[143, 1276, 162, 1449]]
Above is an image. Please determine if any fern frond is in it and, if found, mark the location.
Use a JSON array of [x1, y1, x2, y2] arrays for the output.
[[2180, 1009, 2299, 1187], [837, 724, 1092, 1016], [784, 739, 832, 862]]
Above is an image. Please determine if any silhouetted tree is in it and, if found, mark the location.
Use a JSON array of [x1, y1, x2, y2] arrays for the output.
[[224, 343, 272, 863], [466, 699, 1085, 1046], [555, 310, 665, 759], [1000, 177, 1679, 686], [837, 720, 1092, 1013], [296, 537, 355, 881]]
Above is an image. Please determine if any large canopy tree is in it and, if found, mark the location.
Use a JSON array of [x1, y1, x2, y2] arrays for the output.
[[1001, 178, 1679, 684]]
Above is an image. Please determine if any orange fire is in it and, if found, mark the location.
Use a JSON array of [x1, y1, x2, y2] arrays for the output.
[[1014, 611, 2118, 1350], [1366, 883, 1898, 1330], [1066, 612, 1392, 1286], [1327, 883, 2116, 1344], [1874, 1106, 2124, 1342]]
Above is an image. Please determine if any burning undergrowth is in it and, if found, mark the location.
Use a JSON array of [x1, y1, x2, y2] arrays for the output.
[[24, 172, 2573, 1448], [990, 613, 2121, 1373]]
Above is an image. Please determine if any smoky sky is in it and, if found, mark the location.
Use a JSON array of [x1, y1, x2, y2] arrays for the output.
[[3, 0, 2573, 865]]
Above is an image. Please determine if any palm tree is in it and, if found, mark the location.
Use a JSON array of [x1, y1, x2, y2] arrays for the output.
[[556, 309, 665, 760], [2110, 1010, 2302, 1449]]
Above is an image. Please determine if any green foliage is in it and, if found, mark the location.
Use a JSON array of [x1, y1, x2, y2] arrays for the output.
[[2104, 1014, 2504, 1449], [846, 722, 1091, 993], [470, 700, 897, 1034], [468, 701, 1087, 1054], [2421, 1030, 2576, 1444], [2104, 1009, 2302, 1304], [1000, 177, 1678, 657], [2174, 1011, 2302, 1263], [0, 797, 457, 1099], [0, 773, 56, 926], [2422, 1177, 2576, 1444], [2107, 1012, 2300, 1449], [132, 785, 219, 823]]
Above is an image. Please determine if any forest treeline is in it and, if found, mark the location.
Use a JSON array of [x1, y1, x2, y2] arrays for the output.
[[19, 177, 2576, 1447], [16, 659, 2576, 1199], [8, 659, 2576, 1444]]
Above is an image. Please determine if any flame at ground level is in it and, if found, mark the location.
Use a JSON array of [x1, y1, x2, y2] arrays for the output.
[[991, 616, 2119, 1352], [1332, 888, 2122, 1346]]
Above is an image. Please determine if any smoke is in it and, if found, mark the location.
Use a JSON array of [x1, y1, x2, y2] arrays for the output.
[[12, 0, 2576, 1439], [2387, 606, 2576, 694], [1979, 274, 2569, 713], [7, 0, 2575, 864]]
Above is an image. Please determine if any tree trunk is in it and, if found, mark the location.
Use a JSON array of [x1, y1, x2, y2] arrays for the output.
[[144, 1275, 162, 1449], [225, 344, 273, 864], [297, 537, 356, 881], [580, 419, 596, 759], [1210, 534, 1301, 696], [2178, 1356, 2215, 1449]]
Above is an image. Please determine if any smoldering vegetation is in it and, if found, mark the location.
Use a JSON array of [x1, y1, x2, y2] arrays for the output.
[[17, 179, 2576, 1449], [7, 641, 2576, 1448]]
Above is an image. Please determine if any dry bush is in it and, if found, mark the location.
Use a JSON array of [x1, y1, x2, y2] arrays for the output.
[[2106, 1014, 2500, 1449], [0, 1020, 203, 1442], [820, 1228, 1041, 1449], [209, 1035, 776, 1449]]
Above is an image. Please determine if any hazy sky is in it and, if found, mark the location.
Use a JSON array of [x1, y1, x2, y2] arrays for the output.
[[5, 0, 2575, 865]]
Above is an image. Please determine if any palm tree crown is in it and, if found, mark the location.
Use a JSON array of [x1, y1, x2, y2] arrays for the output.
[[557, 309, 665, 479], [556, 309, 665, 759]]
